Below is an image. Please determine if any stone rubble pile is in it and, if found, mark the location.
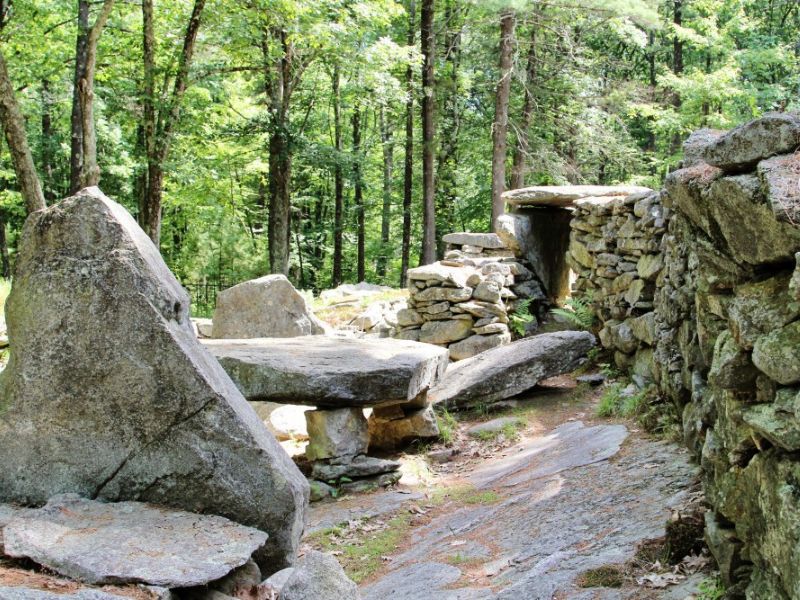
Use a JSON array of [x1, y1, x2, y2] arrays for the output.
[[395, 232, 548, 360], [568, 189, 663, 385]]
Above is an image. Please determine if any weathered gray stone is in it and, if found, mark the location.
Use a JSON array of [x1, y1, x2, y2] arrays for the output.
[[368, 406, 439, 450], [338, 471, 401, 494], [0, 589, 130, 599], [472, 280, 502, 303], [494, 213, 529, 254], [729, 273, 800, 349], [414, 286, 472, 303], [637, 254, 664, 281], [430, 331, 595, 407], [308, 480, 334, 502], [0, 188, 307, 568], [467, 416, 522, 438], [704, 512, 745, 587], [702, 112, 800, 171], [447, 332, 511, 360], [708, 331, 760, 389], [192, 318, 214, 338], [743, 388, 800, 452], [212, 275, 327, 339], [305, 409, 369, 461], [752, 320, 800, 385], [278, 551, 360, 600], [210, 559, 262, 596], [453, 301, 507, 321], [682, 128, 725, 167], [442, 232, 505, 249], [503, 185, 652, 208], [4, 495, 267, 587], [628, 312, 656, 346], [419, 318, 474, 345], [406, 263, 474, 287], [311, 455, 400, 481], [758, 152, 800, 224], [396, 308, 423, 327], [204, 336, 448, 408]]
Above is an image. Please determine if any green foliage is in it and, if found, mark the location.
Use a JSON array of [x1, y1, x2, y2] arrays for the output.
[[509, 298, 535, 337], [550, 294, 597, 331], [435, 407, 458, 447], [596, 383, 654, 419], [696, 575, 725, 600]]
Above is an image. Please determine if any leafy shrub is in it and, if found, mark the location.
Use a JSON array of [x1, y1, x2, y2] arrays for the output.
[[549, 292, 596, 330], [435, 407, 458, 446], [509, 298, 536, 337]]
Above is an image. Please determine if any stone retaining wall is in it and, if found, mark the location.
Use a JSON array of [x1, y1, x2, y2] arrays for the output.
[[567, 114, 800, 598], [568, 191, 665, 385]]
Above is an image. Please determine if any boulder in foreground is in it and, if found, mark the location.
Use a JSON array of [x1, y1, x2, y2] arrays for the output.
[[0, 188, 308, 569], [4, 495, 267, 588], [212, 274, 327, 339], [430, 331, 596, 408]]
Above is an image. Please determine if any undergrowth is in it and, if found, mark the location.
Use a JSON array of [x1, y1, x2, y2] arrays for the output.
[[596, 383, 653, 419], [696, 575, 725, 600], [509, 298, 535, 337], [549, 292, 596, 330], [435, 407, 458, 446]]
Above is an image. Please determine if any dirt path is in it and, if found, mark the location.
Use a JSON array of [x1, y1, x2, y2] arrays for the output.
[[307, 378, 707, 599]]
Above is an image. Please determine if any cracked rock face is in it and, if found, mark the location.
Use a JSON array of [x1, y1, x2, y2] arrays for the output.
[[4, 495, 268, 588], [0, 188, 308, 569]]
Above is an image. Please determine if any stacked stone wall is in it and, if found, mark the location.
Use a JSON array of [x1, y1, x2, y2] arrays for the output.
[[568, 192, 665, 385], [565, 114, 800, 598], [395, 232, 547, 360]]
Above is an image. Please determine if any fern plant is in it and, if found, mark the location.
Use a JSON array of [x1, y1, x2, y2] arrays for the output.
[[509, 298, 536, 337], [549, 293, 596, 330]]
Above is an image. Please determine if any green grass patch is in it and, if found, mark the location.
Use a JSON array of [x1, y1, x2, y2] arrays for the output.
[[308, 513, 413, 583], [472, 418, 525, 442], [596, 383, 653, 419], [429, 484, 501, 506], [435, 407, 458, 446], [445, 552, 483, 567], [696, 575, 725, 600]]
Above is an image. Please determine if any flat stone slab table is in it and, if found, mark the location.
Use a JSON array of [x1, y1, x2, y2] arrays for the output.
[[203, 336, 449, 409], [502, 184, 652, 208]]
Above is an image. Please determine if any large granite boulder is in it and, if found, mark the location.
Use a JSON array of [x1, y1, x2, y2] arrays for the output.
[[204, 336, 448, 408], [0, 188, 308, 569], [264, 550, 359, 600], [212, 275, 327, 339], [3, 495, 267, 587], [702, 112, 800, 172], [430, 331, 596, 408]]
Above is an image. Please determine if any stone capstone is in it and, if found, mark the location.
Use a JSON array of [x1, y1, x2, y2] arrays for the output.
[[702, 112, 800, 172], [442, 232, 505, 249], [212, 274, 327, 339], [430, 331, 596, 407], [503, 185, 652, 208], [3, 495, 267, 588], [0, 188, 307, 569], [204, 336, 448, 408]]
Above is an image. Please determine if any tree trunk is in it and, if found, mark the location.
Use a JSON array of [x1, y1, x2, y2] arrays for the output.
[[491, 9, 515, 229], [420, 0, 436, 265], [352, 109, 365, 282], [400, 0, 415, 286], [78, 0, 115, 189], [69, 0, 89, 194], [40, 79, 56, 201], [268, 126, 292, 275], [332, 65, 344, 287], [0, 211, 9, 279], [377, 106, 393, 279], [510, 22, 537, 190], [670, 0, 684, 154], [0, 49, 46, 214], [140, 0, 206, 246]]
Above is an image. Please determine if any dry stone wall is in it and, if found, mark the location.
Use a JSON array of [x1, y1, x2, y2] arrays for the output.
[[569, 114, 800, 598], [568, 190, 664, 385], [395, 232, 547, 360]]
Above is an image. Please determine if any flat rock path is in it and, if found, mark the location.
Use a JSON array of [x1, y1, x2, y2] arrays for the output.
[[307, 378, 703, 600]]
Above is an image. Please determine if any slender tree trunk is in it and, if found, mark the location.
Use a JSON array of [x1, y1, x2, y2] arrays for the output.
[[141, 0, 206, 246], [400, 0, 415, 286], [491, 9, 515, 229], [40, 79, 56, 201], [670, 0, 684, 154], [352, 109, 365, 282], [0, 211, 9, 278], [420, 0, 436, 265], [377, 106, 393, 279], [332, 65, 344, 287], [78, 0, 115, 189], [268, 125, 292, 275], [0, 50, 46, 214], [511, 22, 537, 190], [69, 0, 89, 194]]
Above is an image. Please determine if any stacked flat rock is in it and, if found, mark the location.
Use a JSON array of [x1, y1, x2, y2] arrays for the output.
[[567, 188, 662, 383], [396, 232, 547, 360], [205, 336, 448, 495]]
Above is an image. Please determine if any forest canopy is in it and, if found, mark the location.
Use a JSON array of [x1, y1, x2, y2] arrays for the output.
[[1, 0, 798, 292]]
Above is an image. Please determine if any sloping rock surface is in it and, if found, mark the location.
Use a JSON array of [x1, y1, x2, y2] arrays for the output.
[[4, 496, 267, 588], [502, 185, 652, 208], [430, 331, 595, 407], [212, 274, 327, 339], [0, 188, 307, 568], [0, 589, 129, 599], [204, 336, 448, 408]]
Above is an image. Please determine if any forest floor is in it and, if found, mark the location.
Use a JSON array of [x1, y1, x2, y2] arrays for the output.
[[306, 375, 719, 600]]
